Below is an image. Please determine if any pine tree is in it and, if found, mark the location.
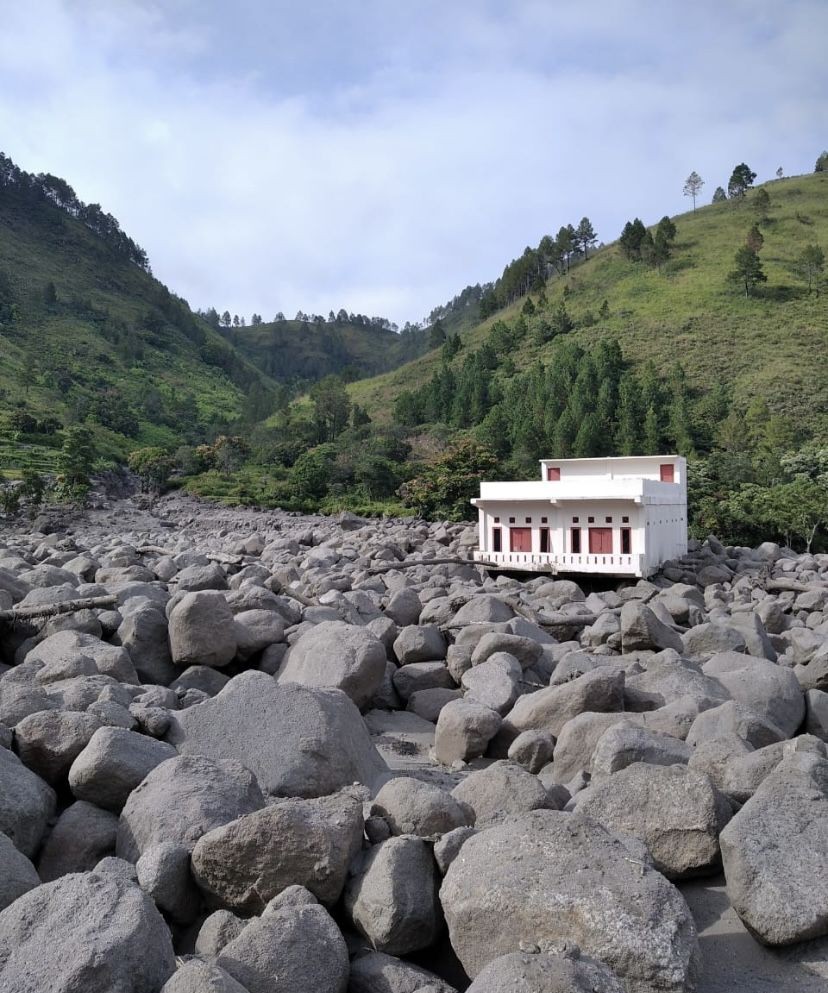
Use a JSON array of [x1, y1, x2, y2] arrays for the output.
[[682, 171, 704, 211], [752, 187, 771, 221], [552, 406, 577, 457], [728, 246, 767, 297], [794, 244, 825, 295], [643, 405, 661, 454], [575, 217, 598, 259], [712, 187, 727, 203], [616, 374, 643, 455], [573, 412, 604, 457], [728, 163, 756, 199], [745, 224, 764, 253]]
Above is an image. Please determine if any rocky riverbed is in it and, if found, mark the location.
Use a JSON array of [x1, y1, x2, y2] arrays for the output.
[[0, 492, 827, 992]]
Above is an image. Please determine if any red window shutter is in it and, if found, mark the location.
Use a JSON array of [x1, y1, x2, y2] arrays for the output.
[[660, 463, 675, 482]]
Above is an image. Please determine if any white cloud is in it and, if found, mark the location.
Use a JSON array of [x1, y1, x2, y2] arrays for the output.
[[0, 1, 826, 325]]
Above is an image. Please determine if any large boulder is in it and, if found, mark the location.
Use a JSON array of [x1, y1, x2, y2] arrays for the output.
[[0, 746, 56, 857], [440, 810, 699, 991], [169, 591, 237, 668], [621, 601, 684, 653], [392, 624, 447, 664], [433, 699, 501, 765], [345, 836, 441, 956], [166, 672, 387, 797], [466, 950, 625, 993], [117, 604, 176, 685], [0, 869, 175, 992], [15, 710, 102, 785], [371, 777, 474, 839], [451, 761, 555, 825], [217, 902, 349, 993], [505, 668, 624, 738], [720, 753, 828, 945], [703, 653, 804, 737], [461, 653, 522, 714], [37, 801, 118, 881], [69, 727, 176, 811], [578, 763, 731, 878], [278, 621, 386, 709], [117, 754, 264, 861], [590, 725, 692, 783], [191, 790, 364, 911], [0, 831, 40, 912], [161, 960, 248, 993], [348, 951, 456, 993]]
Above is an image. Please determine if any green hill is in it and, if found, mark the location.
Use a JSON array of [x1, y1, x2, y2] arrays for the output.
[[0, 153, 279, 467], [220, 316, 429, 383], [350, 171, 828, 439]]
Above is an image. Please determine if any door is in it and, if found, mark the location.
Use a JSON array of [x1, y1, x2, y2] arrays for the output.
[[492, 527, 502, 553], [620, 527, 632, 555], [510, 527, 532, 552], [570, 528, 581, 554], [539, 527, 550, 553], [660, 463, 675, 482], [588, 527, 613, 554]]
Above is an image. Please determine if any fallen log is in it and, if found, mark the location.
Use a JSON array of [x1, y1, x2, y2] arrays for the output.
[[0, 595, 118, 624]]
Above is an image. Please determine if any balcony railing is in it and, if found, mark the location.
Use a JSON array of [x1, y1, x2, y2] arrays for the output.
[[473, 550, 644, 576]]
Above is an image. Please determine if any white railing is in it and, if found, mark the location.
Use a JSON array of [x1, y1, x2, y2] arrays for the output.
[[473, 550, 644, 576]]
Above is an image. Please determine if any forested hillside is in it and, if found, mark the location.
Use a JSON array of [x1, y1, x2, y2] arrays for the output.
[[191, 164, 827, 550]]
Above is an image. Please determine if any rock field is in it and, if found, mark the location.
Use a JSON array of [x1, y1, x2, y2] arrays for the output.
[[1, 491, 827, 992]]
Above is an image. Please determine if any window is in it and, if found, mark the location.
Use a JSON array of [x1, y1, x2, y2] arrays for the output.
[[622, 515, 629, 523], [570, 527, 581, 554], [588, 516, 595, 523], [541, 516, 548, 524], [509, 517, 515, 524], [546, 466, 561, 481], [492, 528, 502, 552], [572, 516, 579, 523], [494, 516, 500, 523], [588, 527, 613, 554], [605, 516, 612, 523], [621, 527, 631, 554], [525, 517, 532, 524], [539, 527, 550, 553], [660, 463, 675, 483]]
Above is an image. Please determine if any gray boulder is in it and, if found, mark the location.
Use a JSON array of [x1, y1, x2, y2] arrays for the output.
[[69, 727, 176, 811], [433, 699, 501, 765], [345, 836, 441, 956], [37, 801, 118, 881], [167, 672, 387, 797], [371, 777, 474, 839], [507, 729, 556, 774], [117, 605, 176, 685], [440, 810, 699, 990], [621, 601, 684, 653], [471, 632, 542, 670], [217, 902, 349, 993], [591, 724, 692, 782], [15, 710, 102, 785], [578, 763, 731, 878], [451, 761, 555, 825], [384, 587, 423, 627], [136, 842, 200, 923], [233, 609, 285, 660], [704, 653, 804, 737], [191, 790, 363, 911], [393, 625, 447, 664], [393, 662, 454, 702], [278, 621, 386, 709], [451, 596, 515, 626], [505, 668, 624, 737], [161, 960, 248, 993], [117, 754, 264, 861], [720, 752, 828, 945], [686, 700, 786, 749], [461, 653, 522, 714], [0, 746, 56, 857], [195, 909, 247, 957], [0, 831, 40, 912], [169, 591, 237, 669], [466, 950, 625, 993], [0, 869, 175, 992], [805, 689, 828, 740], [348, 951, 456, 993]]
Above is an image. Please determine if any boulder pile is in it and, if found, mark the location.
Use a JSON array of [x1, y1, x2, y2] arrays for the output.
[[0, 493, 827, 992]]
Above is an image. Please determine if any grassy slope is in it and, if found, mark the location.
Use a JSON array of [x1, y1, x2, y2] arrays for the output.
[[350, 173, 828, 437], [0, 192, 272, 463]]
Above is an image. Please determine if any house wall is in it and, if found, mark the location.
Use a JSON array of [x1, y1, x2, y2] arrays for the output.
[[479, 501, 644, 557], [539, 456, 686, 485], [642, 498, 688, 573]]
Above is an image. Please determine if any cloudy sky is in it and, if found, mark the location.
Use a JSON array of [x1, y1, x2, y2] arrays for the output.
[[1, 1, 826, 325]]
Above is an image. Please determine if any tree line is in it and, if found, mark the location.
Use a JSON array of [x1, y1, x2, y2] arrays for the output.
[[0, 151, 150, 271]]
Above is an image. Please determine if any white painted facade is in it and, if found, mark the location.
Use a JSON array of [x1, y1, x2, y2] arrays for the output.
[[471, 455, 687, 577]]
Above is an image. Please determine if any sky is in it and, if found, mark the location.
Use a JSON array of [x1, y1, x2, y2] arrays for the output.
[[1, 0, 826, 326]]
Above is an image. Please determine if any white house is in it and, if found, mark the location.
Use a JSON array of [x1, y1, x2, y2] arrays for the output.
[[471, 455, 687, 578]]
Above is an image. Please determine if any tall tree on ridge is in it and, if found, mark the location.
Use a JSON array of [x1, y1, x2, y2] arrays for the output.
[[683, 171, 704, 211]]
